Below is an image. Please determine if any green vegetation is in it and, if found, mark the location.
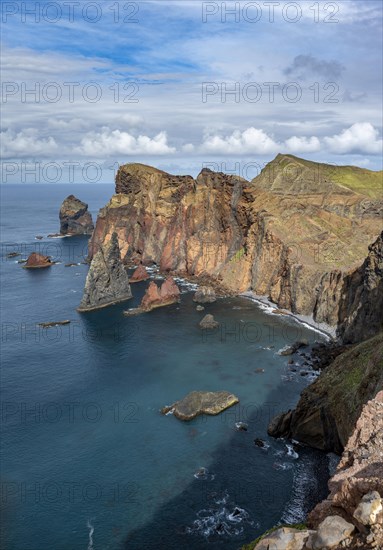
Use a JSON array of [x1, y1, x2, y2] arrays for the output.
[[316, 333, 383, 431], [241, 523, 307, 550], [254, 154, 383, 199], [230, 248, 245, 263]]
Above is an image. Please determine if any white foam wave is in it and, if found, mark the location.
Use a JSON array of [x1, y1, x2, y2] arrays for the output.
[[87, 519, 94, 550], [186, 492, 255, 539], [281, 454, 319, 524]]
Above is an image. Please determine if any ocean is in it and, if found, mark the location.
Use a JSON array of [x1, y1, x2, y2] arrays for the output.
[[1, 184, 333, 550]]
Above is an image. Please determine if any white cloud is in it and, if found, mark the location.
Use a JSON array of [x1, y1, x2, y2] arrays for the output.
[[78, 128, 176, 156], [0, 129, 58, 158], [324, 122, 382, 154], [201, 127, 279, 155], [182, 143, 195, 153], [285, 136, 321, 153]]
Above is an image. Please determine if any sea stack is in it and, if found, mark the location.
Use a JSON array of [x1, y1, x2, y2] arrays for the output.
[[78, 232, 132, 312], [59, 195, 94, 235], [140, 277, 180, 311], [24, 253, 53, 269]]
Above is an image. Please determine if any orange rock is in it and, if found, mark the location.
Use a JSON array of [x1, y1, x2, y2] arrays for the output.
[[24, 253, 52, 269], [141, 277, 180, 311], [129, 264, 149, 283]]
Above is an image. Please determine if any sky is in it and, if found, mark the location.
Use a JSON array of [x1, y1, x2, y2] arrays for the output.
[[1, 0, 383, 183]]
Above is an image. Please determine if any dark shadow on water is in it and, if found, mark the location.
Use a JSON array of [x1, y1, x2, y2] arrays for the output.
[[120, 381, 331, 550]]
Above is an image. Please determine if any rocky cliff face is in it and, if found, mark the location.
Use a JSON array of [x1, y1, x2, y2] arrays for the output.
[[337, 231, 383, 343], [267, 333, 383, 453], [60, 195, 94, 235], [88, 155, 382, 337], [78, 232, 132, 312], [244, 389, 383, 550], [308, 390, 383, 530]]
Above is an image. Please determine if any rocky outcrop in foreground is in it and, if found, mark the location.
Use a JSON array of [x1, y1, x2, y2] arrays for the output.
[[244, 391, 383, 550], [140, 277, 180, 311], [308, 391, 383, 530], [161, 391, 239, 421], [78, 232, 132, 312], [268, 333, 383, 454], [24, 252, 52, 268], [59, 195, 94, 235], [88, 156, 382, 337]]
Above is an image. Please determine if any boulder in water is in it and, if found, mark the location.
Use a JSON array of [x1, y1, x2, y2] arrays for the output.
[[24, 253, 52, 269], [161, 390, 239, 421]]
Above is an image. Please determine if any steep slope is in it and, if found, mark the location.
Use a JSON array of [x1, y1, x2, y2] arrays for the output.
[[337, 231, 383, 343], [78, 232, 132, 311], [267, 333, 383, 453], [88, 155, 382, 335]]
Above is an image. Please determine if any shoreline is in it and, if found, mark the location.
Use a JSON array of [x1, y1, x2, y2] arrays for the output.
[[135, 265, 337, 341], [240, 291, 337, 341]]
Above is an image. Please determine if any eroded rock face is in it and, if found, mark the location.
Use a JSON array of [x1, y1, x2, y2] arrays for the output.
[[267, 333, 383, 453], [337, 231, 383, 343], [24, 252, 52, 268], [140, 277, 180, 311], [308, 391, 383, 530], [88, 156, 382, 337], [161, 391, 239, 421], [129, 264, 149, 283], [78, 232, 132, 311], [59, 195, 94, 235]]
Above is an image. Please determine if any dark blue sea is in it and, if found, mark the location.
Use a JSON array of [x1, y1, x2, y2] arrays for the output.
[[1, 184, 333, 550]]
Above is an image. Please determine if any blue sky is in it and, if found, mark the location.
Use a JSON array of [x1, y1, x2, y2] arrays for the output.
[[1, 0, 382, 182]]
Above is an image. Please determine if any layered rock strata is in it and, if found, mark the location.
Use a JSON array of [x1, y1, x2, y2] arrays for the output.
[[59, 195, 94, 235], [88, 156, 382, 341], [78, 232, 132, 311]]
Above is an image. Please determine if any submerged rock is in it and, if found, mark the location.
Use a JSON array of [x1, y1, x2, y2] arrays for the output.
[[140, 277, 180, 311], [59, 195, 94, 235], [279, 340, 309, 356], [161, 390, 239, 421], [38, 320, 70, 328], [129, 264, 149, 283], [199, 314, 219, 330], [78, 232, 132, 312], [235, 422, 248, 431], [193, 286, 217, 303], [24, 253, 53, 269], [196, 305, 205, 311]]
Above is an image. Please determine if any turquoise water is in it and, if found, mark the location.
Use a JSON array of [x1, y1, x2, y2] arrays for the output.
[[1, 185, 331, 550]]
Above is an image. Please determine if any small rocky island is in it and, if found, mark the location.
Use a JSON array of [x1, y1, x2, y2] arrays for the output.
[[24, 252, 53, 269], [78, 232, 132, 311], [161, 390, 239, 421], [59, 195, 94, 235]]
